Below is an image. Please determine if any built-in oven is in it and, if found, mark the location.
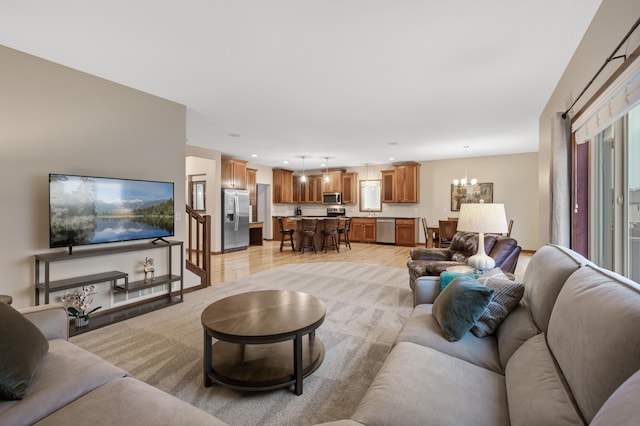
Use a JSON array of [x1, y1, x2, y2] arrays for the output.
[[327, 207, 346, 217]]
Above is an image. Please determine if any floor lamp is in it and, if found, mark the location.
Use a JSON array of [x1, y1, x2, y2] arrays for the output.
[[456, 203, 508, 273]]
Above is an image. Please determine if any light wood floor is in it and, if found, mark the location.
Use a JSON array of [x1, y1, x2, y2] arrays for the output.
[[209, 240, 531, 286]]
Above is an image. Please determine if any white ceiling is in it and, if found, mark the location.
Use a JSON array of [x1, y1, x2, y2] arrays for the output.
[[0, 1, 601, 170]]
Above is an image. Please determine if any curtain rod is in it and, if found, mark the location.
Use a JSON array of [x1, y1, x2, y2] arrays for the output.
[[562, 17, 640, 120]]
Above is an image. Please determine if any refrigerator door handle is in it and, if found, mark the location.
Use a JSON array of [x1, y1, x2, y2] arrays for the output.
[[234, 196, 239, 232]]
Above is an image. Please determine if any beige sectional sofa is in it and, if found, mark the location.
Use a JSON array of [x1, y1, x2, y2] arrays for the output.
[[5, 244, 640, 425], [0, 304, 227, 426], [323, 244, 640, 425]]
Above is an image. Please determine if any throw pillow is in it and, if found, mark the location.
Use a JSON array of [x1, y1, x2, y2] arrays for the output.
[[477, 267, 508, 283], [439, 271, 480, 293], [471, 276, 525, 337], [432, 274, 494, 342], [0, 302, 49, 400]]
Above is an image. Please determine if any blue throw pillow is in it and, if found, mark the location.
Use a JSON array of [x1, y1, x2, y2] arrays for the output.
[[432, 274, 495, 342], [439, 271, 480, 293]]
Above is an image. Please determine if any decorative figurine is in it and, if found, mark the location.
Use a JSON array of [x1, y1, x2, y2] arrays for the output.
[[144, 257, 155, 282]]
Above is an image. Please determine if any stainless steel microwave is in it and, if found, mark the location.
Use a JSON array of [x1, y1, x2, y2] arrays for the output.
[[322, 192, 342, 205]]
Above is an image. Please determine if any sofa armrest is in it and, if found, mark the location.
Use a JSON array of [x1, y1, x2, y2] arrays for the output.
[[414, 276, 441, 306], [19, 304, 69, 341], [409, 247, 451, 261]]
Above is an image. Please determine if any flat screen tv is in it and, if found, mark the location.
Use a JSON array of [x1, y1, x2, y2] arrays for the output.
[[49, 173, 175, 251]]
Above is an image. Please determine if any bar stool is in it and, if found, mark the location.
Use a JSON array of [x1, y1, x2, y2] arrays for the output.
[[322, 218, 340, 253], [300, 218, 318, 254], [337, 217, 351, 250], [278, 217, 295, 252]]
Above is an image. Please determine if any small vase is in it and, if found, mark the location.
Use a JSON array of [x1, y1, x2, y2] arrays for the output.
[[75, 316, 89, 328]]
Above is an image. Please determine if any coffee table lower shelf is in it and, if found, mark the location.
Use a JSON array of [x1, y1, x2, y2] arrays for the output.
[[205, 334, 324, 393]]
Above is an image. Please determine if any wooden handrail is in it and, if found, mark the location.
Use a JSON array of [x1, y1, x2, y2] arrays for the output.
[[186, 205, 211, 287]]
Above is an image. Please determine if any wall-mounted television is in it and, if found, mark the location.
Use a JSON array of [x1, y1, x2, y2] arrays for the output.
[[49, 173, 175, 251]]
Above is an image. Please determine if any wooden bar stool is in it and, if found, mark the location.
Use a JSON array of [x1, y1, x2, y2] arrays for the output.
[[338, 217, 351, 249], [322, 218, 340, 253], [301, 218, 318, 254], [278, 217, 295, 252]]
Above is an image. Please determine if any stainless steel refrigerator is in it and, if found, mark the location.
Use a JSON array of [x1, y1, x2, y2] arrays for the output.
[[221, 189, 250, 252]]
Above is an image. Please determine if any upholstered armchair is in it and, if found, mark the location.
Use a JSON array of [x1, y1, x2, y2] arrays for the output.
[[407, 232, 521, 290]]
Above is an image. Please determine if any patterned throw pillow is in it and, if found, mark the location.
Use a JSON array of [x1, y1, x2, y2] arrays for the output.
[[432, 274, 494, 341], [471, 274, 525, 337]]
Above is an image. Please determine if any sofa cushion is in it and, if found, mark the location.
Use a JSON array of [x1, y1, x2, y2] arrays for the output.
[[505, 334, 583, 426], [0, 339, 128, 425], [432, 274, 494, 341], [0, 302, 49, 400], [471, 276, 524, 338], [395, 304, 503, 373], [351, 342, 510, 426], [522, 244, 587, 332], [34, 377, 226, 426], [495, 301, 538, 369], [590, 369, 640, 426], [547, 264, 640, 423]]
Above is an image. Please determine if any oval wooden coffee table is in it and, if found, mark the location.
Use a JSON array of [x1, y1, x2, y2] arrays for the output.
[[201, 289, 326, 395]]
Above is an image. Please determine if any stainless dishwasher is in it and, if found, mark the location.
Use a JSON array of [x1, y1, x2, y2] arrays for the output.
[[376, 218, 396, 244]]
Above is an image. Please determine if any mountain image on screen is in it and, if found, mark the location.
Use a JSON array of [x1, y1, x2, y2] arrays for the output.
[[49, 174, 174, 248]]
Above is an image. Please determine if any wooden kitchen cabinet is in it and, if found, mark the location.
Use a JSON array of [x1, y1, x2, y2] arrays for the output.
[[273, 169, 294, 204], [395, 163, 420, 203], [247, 168, 257, 206], [341, 172, 357, 204], [307, 175, 323, 203], [221, 157, 247, 189], [293, 175, 322, 204], [381, 163, 420, 203], [350, 218, 377, 243], [395, 218, 417, 246], [322, 170, 344, 193], [381, 170, 396, 203]]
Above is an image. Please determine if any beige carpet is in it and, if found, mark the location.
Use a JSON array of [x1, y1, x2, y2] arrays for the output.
[[71, 262, 413, 425]]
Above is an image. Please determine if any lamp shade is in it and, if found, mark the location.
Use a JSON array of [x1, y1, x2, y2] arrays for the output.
[[456, 203, 508, 273], [457, 203, 508, 234]]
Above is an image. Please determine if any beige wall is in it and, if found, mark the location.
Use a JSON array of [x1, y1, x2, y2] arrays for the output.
[[539, 0, 640, 245], [0, 46, 188, 308]]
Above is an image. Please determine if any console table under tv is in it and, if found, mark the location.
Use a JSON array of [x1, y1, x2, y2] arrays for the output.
[[34, 240, 183, 336]]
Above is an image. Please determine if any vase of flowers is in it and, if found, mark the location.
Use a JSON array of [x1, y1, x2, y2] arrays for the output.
[[60, 285, 101, 327]]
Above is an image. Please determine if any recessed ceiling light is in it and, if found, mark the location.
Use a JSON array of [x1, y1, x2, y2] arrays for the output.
[[283, 160, 289, 164], [228, 133, 241, 137], [251, 154, 258, 158], [389, 157, 395, 161]]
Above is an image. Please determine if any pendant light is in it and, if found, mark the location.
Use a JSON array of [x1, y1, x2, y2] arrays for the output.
[[324, 157, 330, 183], [300, 156, 307, 183]]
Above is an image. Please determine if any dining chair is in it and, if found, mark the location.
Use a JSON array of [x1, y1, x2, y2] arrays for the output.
[[437, 220, 458, 248]]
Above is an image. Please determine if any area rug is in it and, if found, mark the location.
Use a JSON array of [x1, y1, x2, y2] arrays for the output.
[[70, 262, 413, 425]]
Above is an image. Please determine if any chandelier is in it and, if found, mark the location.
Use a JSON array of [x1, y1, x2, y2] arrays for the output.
[[453, 145, 477, 186]]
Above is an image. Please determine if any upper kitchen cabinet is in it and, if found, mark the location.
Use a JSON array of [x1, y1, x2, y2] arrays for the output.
[[381, 163, 420, 203], [395, 163, 420, 203], [381, 170, 396, 203], [247, 168, 257, 206], [322, 169, 345, 193], [221, 157, 247, 189], [341, 172, 357, 204], [273, 169, 294, 204]]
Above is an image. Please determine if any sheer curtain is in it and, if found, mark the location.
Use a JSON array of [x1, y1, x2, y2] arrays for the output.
[[550, 112, 571, 246]]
